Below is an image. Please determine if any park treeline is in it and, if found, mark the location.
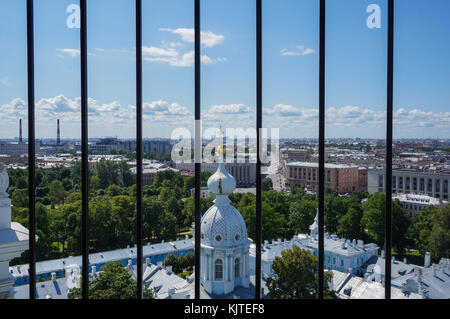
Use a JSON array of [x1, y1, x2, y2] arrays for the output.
[[6, 159, 449, 266]]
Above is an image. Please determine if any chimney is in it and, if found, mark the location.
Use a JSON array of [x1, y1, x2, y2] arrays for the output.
[[145, 257, 150, 265], [424, 252, 431, 268], [51, 272, 57, 282], [403, 257, 407, 264], [381, 250, 385, 259], [57, 119, 60, 145], [166, 265, 173, 275], [19, 118, 23, 143], [91, 265, 97, 277], [432, 264, 436, 276]]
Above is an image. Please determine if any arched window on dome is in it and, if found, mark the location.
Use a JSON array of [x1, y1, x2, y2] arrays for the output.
[[215, 259, 223, 280], [235, 258, 240, 278]]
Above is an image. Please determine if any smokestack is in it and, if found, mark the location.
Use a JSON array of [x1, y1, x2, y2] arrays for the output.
[[19, 118, 23, 143], [57, 119, 60, 145]]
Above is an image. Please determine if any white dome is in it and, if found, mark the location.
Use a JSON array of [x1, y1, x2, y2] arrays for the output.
[[200, 160, 248, 248], [200, 204, 249, 248], [207, 162, 236, 196]]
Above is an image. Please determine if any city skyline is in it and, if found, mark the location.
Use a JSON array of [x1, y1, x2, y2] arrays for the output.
[[0, 0, 449, 139]]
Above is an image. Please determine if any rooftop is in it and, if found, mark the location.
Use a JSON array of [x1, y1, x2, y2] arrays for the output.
[[286, 162, 359, 169]]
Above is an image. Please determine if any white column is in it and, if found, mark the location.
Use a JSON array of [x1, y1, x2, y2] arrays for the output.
[[206, 253, 210, 280], [228, 254, 232, 281], [224, 252, 229, 281]]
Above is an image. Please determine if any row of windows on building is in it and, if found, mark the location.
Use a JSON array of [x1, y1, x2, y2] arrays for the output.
[[214, 258, 240, 281], [378, 174, 449, 199]]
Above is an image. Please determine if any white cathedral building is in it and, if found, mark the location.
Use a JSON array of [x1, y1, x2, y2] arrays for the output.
[[199, 144, 250, 295], [0, 163, 29, 299]]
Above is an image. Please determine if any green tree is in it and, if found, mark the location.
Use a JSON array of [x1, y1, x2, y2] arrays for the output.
[[118, 161, 135, 187], [266, 246, 335, 299], [68, 262, 155, 299], [106, 184, 121, 197], [183, 176, 195, 197], [154, 170, 183, 188], [163, 254, 183, 274], [242, 202, 286, 242], [49, 180, 67, 204], [289, 200, 316, 234], [337, 206, 363, 240], [262, 178, 273, 191], [361, 193, 410, 252], [427, 205, 450, 262], [408, 206, 433, 254]]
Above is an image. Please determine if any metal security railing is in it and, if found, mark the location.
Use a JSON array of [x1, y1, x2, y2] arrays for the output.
[[24, 0, 395, 300]]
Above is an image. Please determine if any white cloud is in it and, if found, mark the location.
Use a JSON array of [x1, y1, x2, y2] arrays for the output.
[[264, 104, 303, 116], [143, 100, 190, 115], [56, 48, 80, 58], [2, 96, 448, 137], [281, 45, 315, 56], [142, 46, 178, 57], [56, 48, 104, 58], [160, 28, 224, 48], [141, 28, 226, 67], [0, 76, 10, 86], [209, 104, 252, 114], [144, 50, 225, 67]]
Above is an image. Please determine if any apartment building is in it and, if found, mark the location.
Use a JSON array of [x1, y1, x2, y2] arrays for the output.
[[285, 162, 360, 193]]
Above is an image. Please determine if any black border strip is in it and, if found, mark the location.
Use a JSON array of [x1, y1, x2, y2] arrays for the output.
[[385, 0, 394, 300], [194, 0, 201, 300], [80, 0, 89, 299], [135, 0, 143, 299], [26, 0, 36, 300], [318, 0, 326, 299], [255, 0, 262, 300]]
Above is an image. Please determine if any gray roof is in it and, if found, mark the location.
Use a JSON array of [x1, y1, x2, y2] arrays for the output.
[[10, 237, 193, 278], [331, 270, 421, 299], [286, 162, 358, 169], [14, 277, 69, 299]]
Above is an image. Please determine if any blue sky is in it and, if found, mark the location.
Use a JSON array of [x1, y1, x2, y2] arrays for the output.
[[0, 0, 449, 139]]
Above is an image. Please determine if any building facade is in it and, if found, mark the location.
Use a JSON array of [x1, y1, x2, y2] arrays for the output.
[[285, 162, 360, 193], [249, 211, 379, 278], [393, 194, 447, 216], [368, 169, 450, 200], [175, 162, 256, 187]]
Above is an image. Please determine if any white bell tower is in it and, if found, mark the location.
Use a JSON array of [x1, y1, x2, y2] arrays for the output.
[[199, 135, 250, 295], [0, 164, 29, 299]]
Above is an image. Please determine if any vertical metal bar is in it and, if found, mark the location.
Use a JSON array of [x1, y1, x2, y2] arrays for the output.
[[26, 0, 36, 300], [255, 0, 262, 300], [385, 0, 394, 300], [194, 0, 201, 300], [80, 0, 89, 299], [318, 0, 326, 299], [135, 0, 143, 300]]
